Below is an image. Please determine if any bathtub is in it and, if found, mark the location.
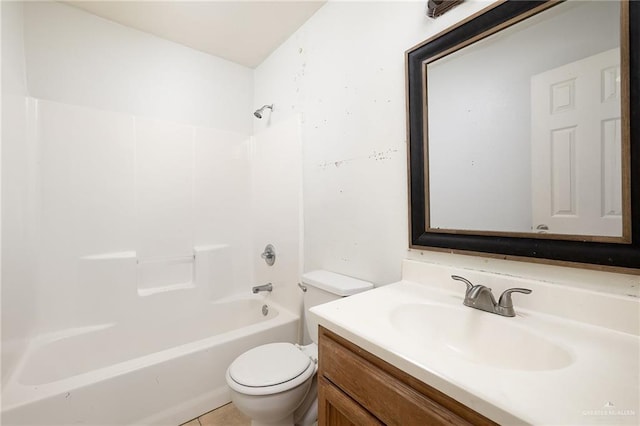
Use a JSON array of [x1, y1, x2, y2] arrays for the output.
[[1, 296, 299, 425]]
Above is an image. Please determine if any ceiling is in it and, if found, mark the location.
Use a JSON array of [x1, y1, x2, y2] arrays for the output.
[[64, 1, 326, 68]]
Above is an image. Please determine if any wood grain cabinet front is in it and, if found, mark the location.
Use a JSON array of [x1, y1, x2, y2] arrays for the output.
[[317, 326, 498, 426]]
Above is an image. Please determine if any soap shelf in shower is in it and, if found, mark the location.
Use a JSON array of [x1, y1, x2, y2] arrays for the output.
[[137, 281, 196, 296], [79, 245, 232, 298], [80, 251, 137, 261], [136, 254, 195, 296]]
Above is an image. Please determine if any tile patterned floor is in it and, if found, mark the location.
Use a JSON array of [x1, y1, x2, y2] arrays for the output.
[[180, 403, 250, 426]]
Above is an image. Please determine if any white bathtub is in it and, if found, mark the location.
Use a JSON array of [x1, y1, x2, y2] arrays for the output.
[[1, 297, 298, 425]]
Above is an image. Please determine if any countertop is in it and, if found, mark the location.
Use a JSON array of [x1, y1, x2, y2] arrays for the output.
[[310, 266, 640, 425]]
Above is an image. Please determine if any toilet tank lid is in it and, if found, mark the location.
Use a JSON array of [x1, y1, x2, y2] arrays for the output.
[[301, 270, 373, 296]]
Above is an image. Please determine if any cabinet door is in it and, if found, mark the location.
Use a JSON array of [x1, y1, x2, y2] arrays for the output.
[[318, 377, 383, 426], [319, 327, 497, 426]]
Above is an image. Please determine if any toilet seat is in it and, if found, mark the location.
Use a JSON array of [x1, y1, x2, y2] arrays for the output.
[[227, 343, 316, 396]]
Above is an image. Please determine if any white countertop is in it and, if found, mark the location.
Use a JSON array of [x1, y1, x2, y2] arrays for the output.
[[310, 261, 640, 425]]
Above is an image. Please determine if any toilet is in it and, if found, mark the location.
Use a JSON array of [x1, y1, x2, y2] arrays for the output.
[[225, 270, 373, 426]]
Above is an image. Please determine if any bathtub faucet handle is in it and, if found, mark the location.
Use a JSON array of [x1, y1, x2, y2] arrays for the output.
[[261, 244, 276, 266], [252, 283, 273, 294]]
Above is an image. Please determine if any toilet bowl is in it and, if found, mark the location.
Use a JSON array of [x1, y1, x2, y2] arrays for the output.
[[226, 270, 373, 426]]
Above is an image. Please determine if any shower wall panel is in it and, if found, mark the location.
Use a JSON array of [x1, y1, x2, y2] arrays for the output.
[[135, 119, 194, 292], [36, 100, 136, 332], [251, 116, 303, 320], [32, 99, 252, 334], [194, 127, 252, 290], [1, 0, 37, 383]]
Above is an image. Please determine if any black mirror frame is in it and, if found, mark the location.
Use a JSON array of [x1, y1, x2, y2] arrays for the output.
[[406, 0, 640, 271]]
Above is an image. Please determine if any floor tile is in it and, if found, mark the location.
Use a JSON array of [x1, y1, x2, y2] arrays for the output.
[[198, 403, 251, 426]]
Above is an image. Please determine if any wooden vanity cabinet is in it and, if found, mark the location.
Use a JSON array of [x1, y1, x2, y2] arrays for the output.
[[317, 326, 497, 426]]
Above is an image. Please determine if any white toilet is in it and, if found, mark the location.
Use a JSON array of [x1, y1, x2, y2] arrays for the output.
[[225, 270, 373, 426]]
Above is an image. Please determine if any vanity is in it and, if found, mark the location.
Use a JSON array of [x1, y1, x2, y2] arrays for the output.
[[310, 260, 640, 425]]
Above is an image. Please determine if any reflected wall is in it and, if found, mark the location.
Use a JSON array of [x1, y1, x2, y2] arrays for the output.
[[427, 1, 621, 236]]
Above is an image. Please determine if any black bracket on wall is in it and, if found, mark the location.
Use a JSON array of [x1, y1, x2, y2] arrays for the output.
[[427, 0, 463, 18]]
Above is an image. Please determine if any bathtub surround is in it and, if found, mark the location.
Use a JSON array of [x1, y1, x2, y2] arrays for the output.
[[30, 98, 255, 333], [1, 96, 303, 422]]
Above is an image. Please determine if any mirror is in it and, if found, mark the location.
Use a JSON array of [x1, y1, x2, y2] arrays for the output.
[[406, 0, 640, 270], [428, 1, 625, 239]]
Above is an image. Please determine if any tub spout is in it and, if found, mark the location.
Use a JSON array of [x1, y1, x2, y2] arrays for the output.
[[252, 283, 273, 294]]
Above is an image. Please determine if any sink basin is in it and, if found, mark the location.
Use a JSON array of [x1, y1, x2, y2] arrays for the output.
[[389, 303, 574, 371]]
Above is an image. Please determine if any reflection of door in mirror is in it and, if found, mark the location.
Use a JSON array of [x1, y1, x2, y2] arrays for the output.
[[531, 48, 622, 237]]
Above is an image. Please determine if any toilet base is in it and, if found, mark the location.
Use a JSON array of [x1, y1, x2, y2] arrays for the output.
[[228, 373, 313, 426]]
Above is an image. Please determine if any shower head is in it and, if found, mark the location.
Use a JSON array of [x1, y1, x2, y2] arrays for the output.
[[253, 104, 273, 119]]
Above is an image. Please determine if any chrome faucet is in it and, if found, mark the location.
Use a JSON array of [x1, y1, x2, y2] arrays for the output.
[[451, 275, 531, 317], [252, 283, 273, 294]]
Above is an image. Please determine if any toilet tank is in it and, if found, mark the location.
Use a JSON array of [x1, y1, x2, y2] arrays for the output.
[[302, 270, 373, 343]]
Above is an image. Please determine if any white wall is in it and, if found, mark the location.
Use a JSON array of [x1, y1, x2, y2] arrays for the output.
[[254, 1, 492, 285], [255, 0, 638, 293], [1, 0, 39, 383], [23, 1, 253, 134]]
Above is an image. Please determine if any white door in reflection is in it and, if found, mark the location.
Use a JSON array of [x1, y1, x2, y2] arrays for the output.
[[531, 48, 622, 237]]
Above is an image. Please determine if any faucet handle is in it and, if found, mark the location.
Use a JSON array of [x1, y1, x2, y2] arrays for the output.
[[261, 244, 276, 266], [498, 287, 532, 309], [451, 275, 474, 292]]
